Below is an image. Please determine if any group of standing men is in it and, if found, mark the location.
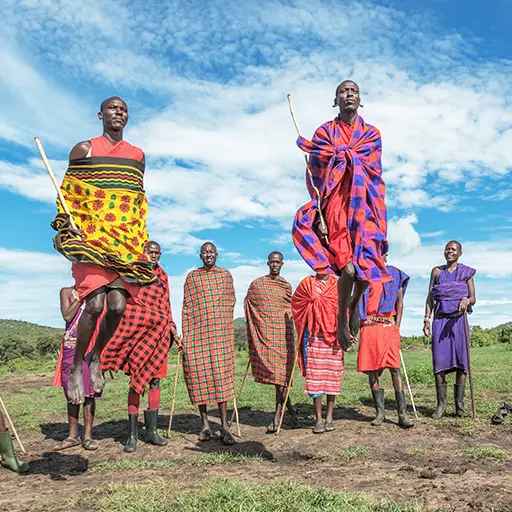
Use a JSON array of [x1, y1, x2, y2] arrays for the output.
[[0, 82, 478, 472]]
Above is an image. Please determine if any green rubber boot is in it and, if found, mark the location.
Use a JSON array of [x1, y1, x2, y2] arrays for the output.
[[0, 431, 29, 474]]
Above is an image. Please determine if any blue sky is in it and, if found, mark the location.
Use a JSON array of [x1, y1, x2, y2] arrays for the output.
[[1, 0, 511, 334]]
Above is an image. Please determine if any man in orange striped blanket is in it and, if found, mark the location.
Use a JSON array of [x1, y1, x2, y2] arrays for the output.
[[182, 242, 237, 445], [244, 251, 300, 432]]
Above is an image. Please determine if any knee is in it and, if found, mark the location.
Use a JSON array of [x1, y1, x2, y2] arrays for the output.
[[106, 293, 127, 317], [150, 379, 160, 389], [389, 368, 400, 377], [84, 295, 105, 318], [343, 262, 356, 278]]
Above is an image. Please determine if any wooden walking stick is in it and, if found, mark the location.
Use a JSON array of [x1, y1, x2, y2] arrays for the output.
[[34, 137, 78, 231], [287, 94, 329, 245], [232, 396, 241, 437], [275, 345, 300, 436], [0, 395, 26, 454], [400, 349, 419, 420], [463, 313, 477, 419], [167, 350, 182, 436], [229, 360, 251, 426]]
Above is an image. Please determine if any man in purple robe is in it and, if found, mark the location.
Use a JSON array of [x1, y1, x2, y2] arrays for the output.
[[424, 241, 476, 419]]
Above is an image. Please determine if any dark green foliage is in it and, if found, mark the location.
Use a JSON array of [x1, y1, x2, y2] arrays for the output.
[[0, 335, 34, 363], [36, 334, 61, 358], [234, 317, 248, 351]]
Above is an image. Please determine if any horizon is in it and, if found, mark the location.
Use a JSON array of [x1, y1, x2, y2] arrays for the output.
[[1, 0, 512, 335]]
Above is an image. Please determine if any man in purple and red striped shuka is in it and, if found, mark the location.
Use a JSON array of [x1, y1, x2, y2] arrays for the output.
[[292, 81, 390, 352], [244, 251, 300, 433], [424, 241, 476, 419], [182, 242, 237, 446]]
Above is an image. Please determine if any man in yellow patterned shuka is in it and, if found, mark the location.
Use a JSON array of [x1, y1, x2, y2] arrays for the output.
[[52, 96, 156, 405]]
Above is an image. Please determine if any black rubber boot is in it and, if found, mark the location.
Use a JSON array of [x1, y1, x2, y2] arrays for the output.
[[395, 390, 414, 428], [144, 409, 168, 447], [0, 431, 29, 473], [123, 413, 138, 453], [431, 381, 447, 419], [370, 389, 385, 426], [454, 384, 467, 417]]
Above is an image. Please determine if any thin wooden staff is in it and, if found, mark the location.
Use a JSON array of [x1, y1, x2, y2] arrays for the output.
[[399, 350, 419, 420], [287, 94, 329, 245], [463, 313, 477, 419], [34, 137, 78, 231], [0, 395, 26, 454], [232, 396, 241, 437], [167, 350, 182, 436], [229, 360, 251, 426], [275, 345, 300, 436]]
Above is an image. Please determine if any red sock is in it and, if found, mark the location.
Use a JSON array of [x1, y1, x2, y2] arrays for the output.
[[128, 390, 140, 415], [148, 388, 160, 411]]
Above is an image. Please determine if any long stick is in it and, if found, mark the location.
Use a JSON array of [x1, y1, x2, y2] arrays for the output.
[[463, 313, 477, 419], [34, 137, 78, 231], [275, 346, 300, 436], [287, 95, 329, 245], [399, 350, 419, 420], [229, 360, 251, 425], [0, 395, 26, 454], [233, 396, 241, 437], [167, 350, 182, 436]]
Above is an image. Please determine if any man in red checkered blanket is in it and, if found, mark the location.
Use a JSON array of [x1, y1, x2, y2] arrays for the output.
[[244, 251, 300, 433], [101, 241, 181, 452], [182, 242, 237, 446]]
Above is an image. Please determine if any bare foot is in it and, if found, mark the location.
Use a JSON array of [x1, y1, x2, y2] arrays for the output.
[[68, 369, 85, 404], [89, 357, 105, 394], [337, 315, 352, 351], [348, 299, 361, 338]]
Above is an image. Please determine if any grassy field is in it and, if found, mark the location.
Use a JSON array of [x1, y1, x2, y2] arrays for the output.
[[1, 344, 511, 512]]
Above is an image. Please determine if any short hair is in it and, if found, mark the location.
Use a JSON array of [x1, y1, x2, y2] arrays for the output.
[[335, 80, 359, 97], [267, 251, 283, 260], [100, 96, 126, 112], [200, 241, 217, 252], [446, 240, 462, 251]]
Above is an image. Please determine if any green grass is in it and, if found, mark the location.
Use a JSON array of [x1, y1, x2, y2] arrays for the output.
[[188, 451, 263, 466], [92, 459, 178, 473], [1, 344, 512, 434], [69, 478, 420, 512], [338, 445, 370, 461], [458, 446, 510, 461]]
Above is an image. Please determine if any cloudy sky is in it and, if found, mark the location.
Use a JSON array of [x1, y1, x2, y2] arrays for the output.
[[1, 0, 511, 334]]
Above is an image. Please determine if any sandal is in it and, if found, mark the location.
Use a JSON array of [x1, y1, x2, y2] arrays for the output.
[[82, 438, 99, 451], [491, 404, 511, 425], [53, 437, 81, 451], [220, 429, 236, 446], [198, 428, 212, 442], [312, 422, 326, 434], [267, 421, 277, 433], [324, 421, 335, 432]]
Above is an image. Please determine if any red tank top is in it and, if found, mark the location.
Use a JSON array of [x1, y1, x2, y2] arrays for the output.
[[90, 136, 144, 161]]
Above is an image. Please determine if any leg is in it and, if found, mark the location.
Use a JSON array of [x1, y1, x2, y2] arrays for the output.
[[348, 279, 369, 338], [89, 288, 128, 393], [0, 412, 5, 432], [198, 404, 212, 442], [454, 369, 467, 417], [390, 368, 413, 428], [124, 388, 140, 453], [219, 401, 236, 445], [432, 371, 447, 419], [312, 396, 325, 433], [337, 263, 356, 350], [270, 385, 299, 432], [53, 402, 82, 450], [82, 398, 98, 450], [325, 395, 336, 431], [144, 379, 167, 446], [389, 367, 403, 393], [368, 372, 385, 426], [68, 289, 106, 404], [0, 411, 29, 474]]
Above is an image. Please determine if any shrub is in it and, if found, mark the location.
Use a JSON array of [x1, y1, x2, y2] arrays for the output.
[[0, 335, 34, 363], [36, 334, 61, 358]]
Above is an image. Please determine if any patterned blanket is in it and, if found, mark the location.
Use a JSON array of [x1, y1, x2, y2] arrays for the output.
[[432, 263, 475, 316]]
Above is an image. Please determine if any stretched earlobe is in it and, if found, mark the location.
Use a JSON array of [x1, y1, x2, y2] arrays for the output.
[[332, 99, 338, 108]]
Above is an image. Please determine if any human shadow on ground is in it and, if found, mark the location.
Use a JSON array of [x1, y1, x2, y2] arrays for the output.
[[24, 451, 89, 480]]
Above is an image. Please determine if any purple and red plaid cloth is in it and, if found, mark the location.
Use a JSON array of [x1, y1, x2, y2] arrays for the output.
[[292, 116, 390, 282], [101, 265, 175, 394], [432, 263, 476, 316], [360, 265, 409, 320]]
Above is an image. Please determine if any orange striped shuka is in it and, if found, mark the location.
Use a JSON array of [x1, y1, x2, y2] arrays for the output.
[[244, 275, 295, 386], [292, 275, 344, 397], [182, 266, 236, 406]]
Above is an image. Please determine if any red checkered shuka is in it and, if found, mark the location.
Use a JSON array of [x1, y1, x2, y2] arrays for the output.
[[182, 266, 236, 406], [100, 265, 175, 393], [244, 275, 295, 386]]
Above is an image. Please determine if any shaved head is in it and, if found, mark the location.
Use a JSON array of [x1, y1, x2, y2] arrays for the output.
[[200, 241, 217, 252], [268, 251, 283, 260], [446, 240, 462, 251], [100, 96, 126, 112], [335, 80, 359, 97]]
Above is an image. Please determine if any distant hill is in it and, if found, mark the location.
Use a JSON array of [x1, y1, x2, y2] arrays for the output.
[[0, 319, 62, 342]]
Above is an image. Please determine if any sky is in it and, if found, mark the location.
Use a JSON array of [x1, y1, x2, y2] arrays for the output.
[[1, 0, 511, 335]]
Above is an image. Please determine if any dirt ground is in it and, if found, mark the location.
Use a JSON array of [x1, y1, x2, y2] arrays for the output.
[[1, 374, 512, 512]]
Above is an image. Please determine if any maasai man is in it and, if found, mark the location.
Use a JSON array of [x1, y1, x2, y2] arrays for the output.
[[358, 254, 414, 428], [292, 81, 390, 351], [101, 241, 181, 452], [51, 97, 155, 405], [244, 251, 300, 432], [0, 410, 29, 474], [182, 242, 237, 445], [292, 273, 343, 434], [52, 283, 102, 451], [424, 241, 476, 418]]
